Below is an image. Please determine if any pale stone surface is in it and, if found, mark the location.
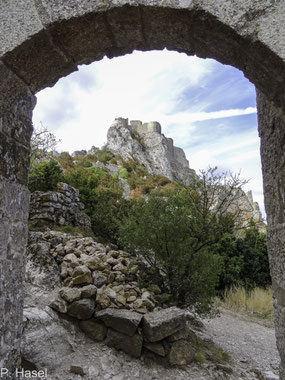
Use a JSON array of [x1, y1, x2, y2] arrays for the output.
[[21, 307, 73, 369], [106, 118, 197, 186], [143, 307, 187, 342], [49, 297, 68, 314], [59, 287, 81, 303]]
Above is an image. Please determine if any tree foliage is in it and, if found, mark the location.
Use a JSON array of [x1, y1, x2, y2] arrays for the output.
[[63, 167, 129, 244], [28, 160, 63, 192], [236, 223, 270, 289], [119, 168, 248, 315]]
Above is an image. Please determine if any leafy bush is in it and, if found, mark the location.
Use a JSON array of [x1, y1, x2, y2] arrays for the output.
[[119, 168, 249, 315], [58, 152, 74, 170], [236, 223, 270, 289], [119, 167, 129, 179], [119, 193, 229, 315], [28, 160, 63, 192], [63, 166, 129, 244], [213, 233, 244, 292], [97, 151, 113, 164]]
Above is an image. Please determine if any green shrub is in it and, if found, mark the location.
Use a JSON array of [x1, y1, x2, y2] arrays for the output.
[[119, 193, 227, 315], [236, 223, 270, 289], [119, 167, 129, 179], [97, 151, 113, 164], [58, 152, 74, 170], [28, 160, 63, 192]]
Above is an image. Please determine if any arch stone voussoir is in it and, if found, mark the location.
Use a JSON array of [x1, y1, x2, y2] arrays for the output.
[[1, 1, 285, 378]]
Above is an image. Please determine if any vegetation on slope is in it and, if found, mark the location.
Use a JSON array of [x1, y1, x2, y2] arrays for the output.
[[27, 128, 270, 317]]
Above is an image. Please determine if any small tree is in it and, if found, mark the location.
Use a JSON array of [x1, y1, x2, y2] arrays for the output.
[[30, 124, 60, 165], [119, 167, 247, 315], [28, 160, 63, 192]]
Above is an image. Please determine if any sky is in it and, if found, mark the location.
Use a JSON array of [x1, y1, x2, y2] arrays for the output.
[[33, 49, 265, 217]]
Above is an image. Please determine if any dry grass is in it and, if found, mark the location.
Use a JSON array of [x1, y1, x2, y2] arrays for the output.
[[222, 286, 274, 322]]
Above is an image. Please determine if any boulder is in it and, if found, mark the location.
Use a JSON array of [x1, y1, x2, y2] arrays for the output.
[[93, 271, 107, 288], [25, 234, 61, 290], [49, 297, 68, 314], [105, 328, 143, 358], [79, 319, 107, 342], [168, 340, 195, 366], [96, 308, 142, 336], [142, 307, 187, 342], [67, 298, 95, 320], [96, 293, 111, 309], [59, 287, 81, 303], [80, 284, 97, 298], [21, 307, 73, 369], [71, 265, 92, 285]]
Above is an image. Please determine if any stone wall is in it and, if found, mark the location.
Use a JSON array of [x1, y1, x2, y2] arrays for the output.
[[258, 91, 285, 379], [29, 183, 92, 232], [1, 1, 285, 378]]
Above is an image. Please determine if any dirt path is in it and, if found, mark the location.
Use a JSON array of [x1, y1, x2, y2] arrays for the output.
[[202, 309, 280, 379]]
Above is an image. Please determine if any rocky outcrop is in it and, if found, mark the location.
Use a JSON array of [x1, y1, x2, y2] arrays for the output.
[[21, 307, 74, 370], [106, 118, 197, 186], [29, 182, 92, 231]]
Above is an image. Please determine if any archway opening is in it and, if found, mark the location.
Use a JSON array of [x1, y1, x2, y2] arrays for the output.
[[1, 3, 285, 378]]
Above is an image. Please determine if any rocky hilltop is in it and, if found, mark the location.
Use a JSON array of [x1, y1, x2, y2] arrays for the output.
[[105, 118, 197, 186]]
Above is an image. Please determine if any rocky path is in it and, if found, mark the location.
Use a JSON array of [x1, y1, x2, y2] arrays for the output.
[[36, 308, 280, 380], [203, 309, 280, 380]]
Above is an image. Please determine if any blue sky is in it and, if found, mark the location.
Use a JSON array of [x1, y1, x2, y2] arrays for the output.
[[33, 50, 264, 217]]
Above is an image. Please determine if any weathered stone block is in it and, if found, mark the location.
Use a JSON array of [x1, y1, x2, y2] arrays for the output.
[[93, 271, 107, 288], [96, 308, 142, 336], [105, 328, 143, 358], [0, 0, 43, 56], [49, 13, 110, 66], [59, 287, 81, 303], [80, 284, 97, 299], [142, 307, 187, 342], [71, 265, 92, 285], [67, 298, 95, 320], [49, 297, 68, 314], [3, 30, 77, 93], [21, 307, 73, 369]]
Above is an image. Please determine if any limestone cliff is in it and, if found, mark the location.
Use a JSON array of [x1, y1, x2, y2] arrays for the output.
[[105, 118, 197, 186]]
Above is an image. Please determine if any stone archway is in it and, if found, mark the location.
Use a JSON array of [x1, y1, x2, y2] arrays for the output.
[[1, 1, 285, 378]]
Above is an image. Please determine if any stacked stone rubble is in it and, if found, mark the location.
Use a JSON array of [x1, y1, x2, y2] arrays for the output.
[[31, 231, 159, 314], [26, 230, 197, 367]]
